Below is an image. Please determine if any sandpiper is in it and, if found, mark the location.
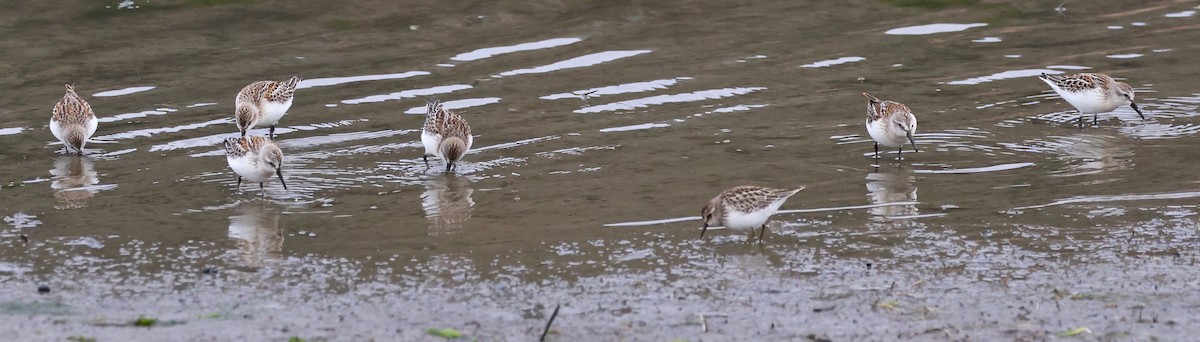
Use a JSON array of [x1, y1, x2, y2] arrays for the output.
[[50, 84, 98, 154], [863, 92, 918, 160], [700, 185, 805, 242], [235, 76, 300, 139], [421, 99, 473, 173], [1038, 73, 1144, 128], [224, 136, 288, 194]]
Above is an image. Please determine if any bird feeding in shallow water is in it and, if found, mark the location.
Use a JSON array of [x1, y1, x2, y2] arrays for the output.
[[50, 84, 98, 155], [1037, 73, 1145, 128], [224, 136, 287, 195], [862, 92, 918, 161], [420, 99, 473, 173], [234, 76, 300, 139], [700, 185, 805, 243]]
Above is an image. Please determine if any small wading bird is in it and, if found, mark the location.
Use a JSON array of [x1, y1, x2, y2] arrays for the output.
[[420, 99, 473, 173], [235, 76, 300, 139], [50, 84, 98, 154], [1037, 73, 1145, 128], [862, 92, 918, 160], [224, 136, 288, 195], [700, 185, 805, 243]]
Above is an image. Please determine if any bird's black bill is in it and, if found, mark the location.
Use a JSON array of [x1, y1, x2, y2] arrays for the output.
[[276, 169, 288, 190], [700, 224, 708, 238], [1130, 102, 1146, 120], [907, 133, 919, 153]]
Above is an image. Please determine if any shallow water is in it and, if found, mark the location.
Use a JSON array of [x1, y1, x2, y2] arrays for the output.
[[2, 0, 1200, 340]]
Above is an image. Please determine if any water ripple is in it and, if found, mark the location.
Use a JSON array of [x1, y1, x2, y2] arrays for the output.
[[541, 78, 690, 100], [341, 84, 473, 105], [297, 71, 429, 89], [451, 38, 582, 62], [497, 50, 651, 77], [575, 87, 766, 114]]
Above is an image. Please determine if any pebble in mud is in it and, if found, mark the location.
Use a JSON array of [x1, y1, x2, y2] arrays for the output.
[[37, 285, 49, 293], [203, 267, 219, 275]]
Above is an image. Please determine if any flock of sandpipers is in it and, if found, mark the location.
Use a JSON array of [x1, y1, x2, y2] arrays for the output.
[[48, 72, 1143, 241]]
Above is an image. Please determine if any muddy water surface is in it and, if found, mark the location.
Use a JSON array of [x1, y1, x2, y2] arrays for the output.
[[2, 0, 1200, 340]]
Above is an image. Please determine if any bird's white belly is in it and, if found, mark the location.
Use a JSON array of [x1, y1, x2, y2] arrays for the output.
[[866, 119, 904, 147], [1055, 87, 1117, 114], [84, 116, 97, 140], [228, 156, 272, 182], [723, 199, 788, 230], [723, 209, 772, 230], [49, 118, 64, 144], [258, 99, 293, 126], [421, 130, 440, 157]]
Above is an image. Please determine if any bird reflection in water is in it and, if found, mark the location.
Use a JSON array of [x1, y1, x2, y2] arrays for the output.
[[228, 201, 284, 267], [865, 168, 918, 224], [420, 175, 475, 236], [1048, 133, 1132, 177], [49, 155, 101, 209]]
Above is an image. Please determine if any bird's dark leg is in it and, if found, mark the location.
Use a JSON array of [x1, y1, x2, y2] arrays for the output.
[[259, 182, 266, 198], [757, 224, 767, 243], [1078, 111, 1084, 129], [423, 155, 429, 168], [874, 142, 880, 159], [236, 176, 242, 192], [897, 146, 903, 161], [445, 161, 453, 174], [1093, 113, 1099, 126], [269, 125, 276, 140]]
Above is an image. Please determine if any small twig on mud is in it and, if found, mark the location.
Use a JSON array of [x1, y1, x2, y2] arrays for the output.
[[539, 304, 560, 342]]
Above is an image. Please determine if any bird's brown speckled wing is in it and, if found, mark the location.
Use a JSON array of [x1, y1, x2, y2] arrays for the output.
[[52, 85, 95, 125], [720, 185, 803, 213], [1040, 73, 1109, 92]]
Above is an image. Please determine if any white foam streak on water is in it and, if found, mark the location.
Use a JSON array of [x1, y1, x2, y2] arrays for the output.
[[156, 120, 360, 153], [972, 37, 1002, 43], [97, 108, 179, 123], [93, 86, 155, 97], [472, 135, 560, 153], [946, 69, 1063, 85], [1165, 10, 1195, 18], [276, 130, 415, 150], [402, 98, 500, 114], [599, 123, 670, 133], [94, 118, 230, 140], [799, 56, 865, 68], [0, 127, 24, 136], [712, 104, 767, 113], [912, 162, 1035, 174], [1046, 65, 1092, 70], [1013, 191, 1200, 210], [451, 38, 582, 61], [885, 23, 987, 35], [541, 78, 689, 100], [498, 50, 651, 76], [1107, 54, 1143, 59], [604, 216, 699, 227], [341, 84, 472, 105], [187, 102, 218, 108], [297, 71, 430, 89], [575, 87, 766, 114]]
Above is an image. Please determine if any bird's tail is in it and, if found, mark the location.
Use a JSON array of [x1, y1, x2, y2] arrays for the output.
[[862, 92, 880, 103]]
